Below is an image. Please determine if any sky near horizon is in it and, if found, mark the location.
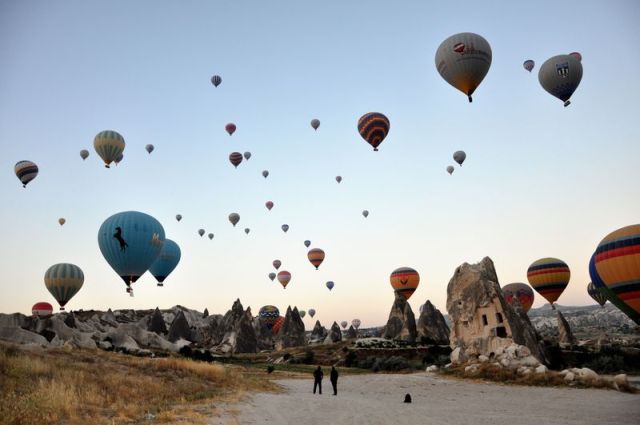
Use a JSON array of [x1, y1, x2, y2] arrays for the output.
[[1, 1, 639, 327]]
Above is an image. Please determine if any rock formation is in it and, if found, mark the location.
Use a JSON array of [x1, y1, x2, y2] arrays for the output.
[[557, 310, 577, 347], [325, 322, 342, 344], [346, 325, 357, 339], [382, 294, 417, 342], [446, 257, 547, 364], [309, 320, 328, 344], [417, 300, 450, 345], [148, 307, 167, 334], [167, 310, 192, 342], [203, 308, 209, 318], [275, 306, 306, 349], [216, 299, 258, 354]]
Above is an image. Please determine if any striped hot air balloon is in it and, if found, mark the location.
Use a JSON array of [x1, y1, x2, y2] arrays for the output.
[[272, 315, 285, 335], [225, 123, 236, 135], [587, 282, 607, 307], [277, 270, 291, 289], [307, 248, 325, 270], [149, 239, 181, 287], [93, 130, 125, 168], [590, 254, 638, 324], [80, 150, 89, 160], [357, 112, 390, 151], [259, 305, 280, 329], [526, 258, 570, 307], [389, 267, 420, 300], [44, 263, 84, 310], [229, 152, 243, 168], [502, 282, 535, 313], [32, 302, 53, 317], [14, 160, 39, 188]]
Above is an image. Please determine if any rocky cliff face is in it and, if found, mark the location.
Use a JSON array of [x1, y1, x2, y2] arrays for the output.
[[168, 310, 192, 342], [557, 310, 577, 347], [382, 294, 417, 342], [309, 320, 328, 344], [325, 322, 342, 344], [346, 325, 357, 339], [148, 307, 167, 334], [275, 307, 306, 349], [215, 299, 258, 354], [417, 300, 450, 345]]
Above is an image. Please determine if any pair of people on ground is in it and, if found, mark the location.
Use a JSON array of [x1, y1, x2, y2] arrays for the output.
[[313, 366, 338, 395]]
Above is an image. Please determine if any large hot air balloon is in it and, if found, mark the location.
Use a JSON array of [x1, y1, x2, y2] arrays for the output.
[[340, 321, 348, 329], [244, 228, 250, 235], [225, 123, 236, 135], [435, 32, 492, 102], [211, 75, 222, 87], [311, 119, 320, 130], [502, 282, 535, 313], [244, 152, 251, 160], [175, 214, 182, 222], [351, 319, 361, 329], [307, 248, 325, 270], [14, 160, 38, 188], [114, 152, 124, 165], [538, 54, 583, 107], [304, 240, 311, 248], [198, 229, 205, 237], [273, 259, 281, 270], [272, 315, 285, 334], [229, 152, 243, 168], [587, 282, 607, 307], [446, 165, 454, 175], [97, 211, 165, 295], [149, 239, 181, 287], [308, 309, 316, 318], [94, 130, 125, 168], [32, 302, 53, 317], [259, 305, 280, 329], [44, 263, 84, 310], [265, 201, 274, 211], [229, 213, 240, 227], [58, 218, 66, 226], [281, 224, 289, 233], [326, 281, 334, 291], [362, 210, 369, 218], [336, 176, 342, 184], [145, 144, 154, 154], [527, 258, 570, 308], [569, 52, 582, 62], [523, 60, 535, 72], [80, 150, 89, 160], [262, 170, 269, 178], [453, 151, 466, 166], [268, 272, 276, 281], [299, 310, 306, 318], [277, 270, 291, 289], [592, 224, 640, 324], [358, 112, 390, 151], [389, 267, 420, 300]]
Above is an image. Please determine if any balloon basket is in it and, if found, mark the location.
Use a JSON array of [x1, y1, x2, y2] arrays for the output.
[[157, 283, 163, 287], [60, 307, 65, 311], [564, 100, 571, 107]]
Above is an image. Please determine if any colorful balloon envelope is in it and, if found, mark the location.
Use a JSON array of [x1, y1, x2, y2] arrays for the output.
[[390, 267, 420, 300], [149, 239, 181, 287], [435, 32, 492, 102], [229, 152, 243, 168], [272, 315, 285, 335], [80, 149, 89, 160], [225, 123, 236, 135], [281, 224, 289, 233], [273, 260, 281, 270], [208, 233, 214, 240], [265, 201, 274, 211], [587, 282, 607, 307], [326, 281, 334, 291], [259, 305, 280, 329], [307, 248, 325, 270], [340, 321, 348, 329], [93, 130, 125, 168], [336, 176, 342, 183], [446, 166, 454, 175], [523, 59, 535, 72], [175, 214, 182, 222], [58, 218, 66, 226], [538, 54, 583, 107], [211, 75, 222, 87], [304, 240, 311, 248], [526, 258, 570, 306], [453, 151, 466, 166], [502, 282, 535, 313], [590, 254, 638, 324], [268, 272, 276, 281], [262, 170, 269, 178], [44, 263, 84, 310], [308, 309, 316, 318], [244, 151, 251, 160], [32, 302, 53, 317], [351, 319, 361, 329], [229, 213, 240, 227], [277, 270, 291, 289], [358, 112, 390, 151], [311, 119, 320, 130], [198, 229, 205, 237], [14, 160, 39, 188]]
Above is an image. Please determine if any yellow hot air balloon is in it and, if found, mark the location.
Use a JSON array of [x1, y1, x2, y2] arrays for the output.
[[526, 258, 570, 307], [389, 267, 420, 300], [93, 130, 125, 168]]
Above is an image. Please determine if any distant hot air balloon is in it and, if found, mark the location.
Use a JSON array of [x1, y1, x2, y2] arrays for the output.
[[273, 259, 281, 270], [453, 151, 466, 166], [304, 240, 311, 248], [268, 272, 276, 281], [281, 224, 289, 233], [538, 54, 583, 107], [208, 233, 214, 240], [308, 309, 316, 318], [245, 228, 250, 235], [244, 152, 251, 160], [225, 123, 236, 135], [94, 130, 125, 168], [351, 319, 361, 329], [176, 214, 182, 222], [272, 315, 285, 334], [80, 149, 89, 160], [98, 211, 165, 295], [198, 229, 205, 237], [145, 144, 154, 154], [527, 258, 570, 308], [58, 218, 66, 226], [502, 282, 535, 313], [32, 302, 53, 317], [14, 160, 39, 188], [277, 270, 291, 289], [266, 201, 274, 211], [358, 112, 390, 151], [523, 59, 535, 72], [587, 282, 607, 307], [114, 153, 124, 165], [446, 166, 454, 175], [229, 213, 240, 227], [311, 119, 320, 130], [569, 52, 582, 62], [259, 305, 280, 329], [149, 239, 181, 287], [340, 321, 348, 329], [299, 310, 306, 318], [211, 75, 222, 87], [326, 281, 334, 291], [435, 32, 492, 102], [362, 210, 369, 218], [336, 176, 342, 183], [262, 170, 269, 178], [229, 152, 243, 168], [308, 248, 325, 269], [389, 267, 420, 300], [44, 263, 84, 310]]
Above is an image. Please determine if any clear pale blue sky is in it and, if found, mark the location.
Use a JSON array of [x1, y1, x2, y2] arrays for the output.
[[1, 1, 639, 327]]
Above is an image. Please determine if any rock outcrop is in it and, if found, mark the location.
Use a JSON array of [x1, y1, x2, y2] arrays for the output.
[[148, 307, 167, 334], [346, 325, 357, 339], [275, 306, 306, 349], [309, 320, 328, 344], [325, 322, 342, 344], [168, 310, 192, 342], [557, 310, 577, 347], [382, 294, 417, 342], [417, 300, 450, 345], [203, 308, 209, 318], [216, 299, 258, 354]]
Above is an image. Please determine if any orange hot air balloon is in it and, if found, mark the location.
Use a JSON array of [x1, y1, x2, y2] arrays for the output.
[[277, 270, 291, 289], [527, 258, 570, 307], [358, 112, 390, 151], [307, 248, 325, 270], [389, 267, 420, 300], [272, 315, 285, 334]]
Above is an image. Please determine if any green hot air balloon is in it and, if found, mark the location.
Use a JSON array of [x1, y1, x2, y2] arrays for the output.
[[44, 263, 84, 310], [94, 130, 125, 168]]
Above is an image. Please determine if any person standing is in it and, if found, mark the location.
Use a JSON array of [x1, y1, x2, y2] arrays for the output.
[[313, 366, 323, 394], [330, 366, 339, 395]]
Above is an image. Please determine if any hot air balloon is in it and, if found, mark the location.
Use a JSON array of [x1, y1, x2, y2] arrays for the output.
[[176, 214, 182, 222], [273, 260, 281, 270], [446, 166, 454, 175], [262, 170, 269, 178], [390, 267, 420, 300], [259, 305, 280, 329], [144, 144, 153, 154], [198, 229, 205, 237], [229, 213, 240, 227], [435, 32, 492, 102], [326, 281, 334, 291], [266, 201, 274, 211], [299, 310, 306, 318], [272, 315, 285, 334], [94, 130, 125, 168], [358, 112, 390, 151], [304, 240, 311, 248], [569, 52, 582, 62], [523, 60, 535, 72], [311, 119, 320, 130], [80, 149, 89, 160], [277, 270, 291, 289], [97, 211, 165, 295], [229, 152, 243, 168], [308, 309, 316, 318], [340, 321, 348, 329], [44, 263, 84, 310], [268, 272, 276, 281], [149, 239, 181, 287], [307, 248, 325, 270], [208, 233, 214, 240], [362, 210, 369, 218], [245, 228, 250, 235], [502, 282, 535, 313], [244, 152, 251, 160], [336, 176, 342, 183], [527, 258, 570, 308], [453, 151, 466, 166], [58, 218, 66, 226], [14, 160, 38, 188], [211, 75, 222, 87], [351, 319, 361, 329], [592, 224, 640, 324], [538, 54, 583, 107], [114, 153, 124, 165], [32, 302, 53, 317], [587, 282, 607, 307], [225, 123, 236, 136], [281, 224, 289, 233]]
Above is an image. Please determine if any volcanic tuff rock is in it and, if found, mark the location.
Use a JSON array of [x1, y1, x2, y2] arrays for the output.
[[203, 308, 209, 318], [148, 307, 167, 334], [309, 320, 328, 344], [557, 310, 577, 347], [346, 325, 357, 339], [168, 310, 192, 342], [382, 294, 417, 342], [215, 299, 258, 354], [275, 306, 306, 349], [325, 322, 343, 344], [417, 300, 450, 345]]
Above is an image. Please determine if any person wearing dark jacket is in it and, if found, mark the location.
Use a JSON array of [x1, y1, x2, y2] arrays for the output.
[[313, 366, 323, 394], [330, 366, 339, 395]]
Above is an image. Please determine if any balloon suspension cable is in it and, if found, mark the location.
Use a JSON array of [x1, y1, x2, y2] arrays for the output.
[[564, 100, 571, 107]]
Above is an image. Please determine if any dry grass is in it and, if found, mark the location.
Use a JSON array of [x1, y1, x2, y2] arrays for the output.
[[0, 342, 278, 425]]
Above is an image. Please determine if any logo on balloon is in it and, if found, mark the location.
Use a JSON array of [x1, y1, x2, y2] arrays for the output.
[[556, 62, 569, 77], [453, 42, 465, 53]]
